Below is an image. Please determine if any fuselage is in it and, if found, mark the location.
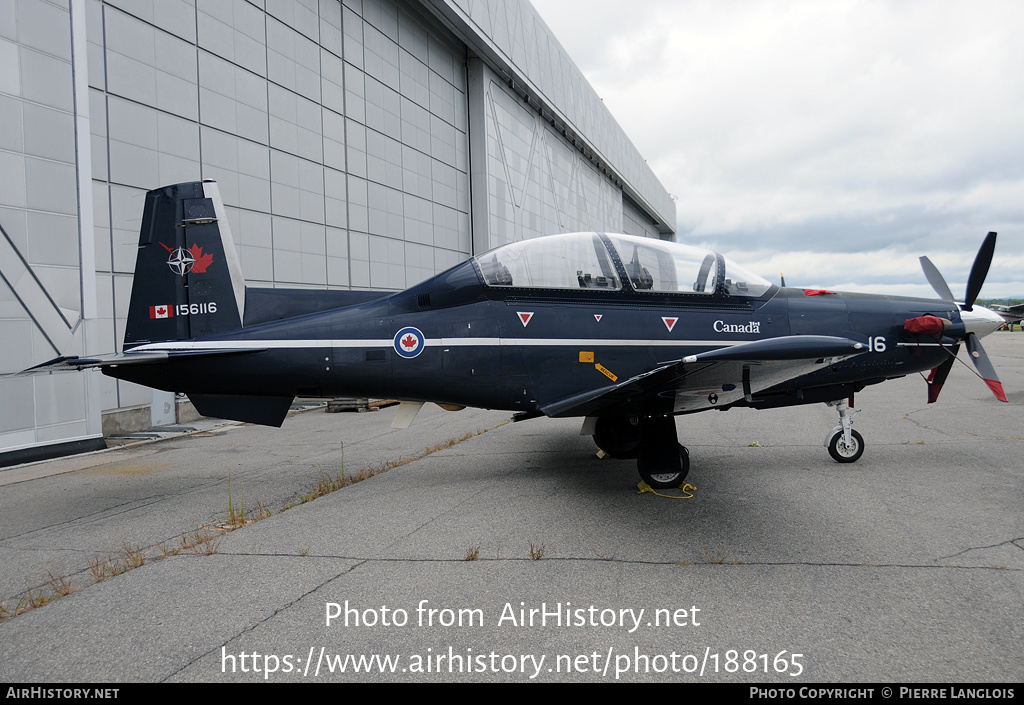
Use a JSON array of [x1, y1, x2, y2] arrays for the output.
[[113, 255, 981, 418]]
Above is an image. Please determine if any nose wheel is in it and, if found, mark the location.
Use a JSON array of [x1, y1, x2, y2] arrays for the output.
[[824, 398, 864, 463], [826, 428, 864, 463]]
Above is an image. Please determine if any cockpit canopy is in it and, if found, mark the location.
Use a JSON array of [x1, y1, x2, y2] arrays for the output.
[[473, 232, 773, 297]]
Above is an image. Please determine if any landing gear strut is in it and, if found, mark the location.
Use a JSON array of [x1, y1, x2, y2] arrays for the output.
[[824, 398, 864, 463]]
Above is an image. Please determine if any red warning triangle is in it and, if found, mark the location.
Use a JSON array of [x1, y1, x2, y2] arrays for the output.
[[662, 317, 678, 332], [594, 314, 602, 322], [518, 311, 534, 327]]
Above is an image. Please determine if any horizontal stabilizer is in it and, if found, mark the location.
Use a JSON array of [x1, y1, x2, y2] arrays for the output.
[[20, 353, 168, 373], [10, 347, 265, 376]]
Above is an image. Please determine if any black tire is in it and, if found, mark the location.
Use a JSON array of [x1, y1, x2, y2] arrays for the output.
[[638, 443, 690, 489], [827, 429, 864, 463], [593, 417, 642, 459]]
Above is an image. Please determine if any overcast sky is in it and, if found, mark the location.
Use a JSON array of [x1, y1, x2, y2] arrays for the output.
[[529, 0, 1024, 298]]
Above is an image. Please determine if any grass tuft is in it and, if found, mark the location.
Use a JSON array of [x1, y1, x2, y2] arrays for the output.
[[121, 543, 146, 569], [46, 571, 76, 598], [89, 554, 115, 582], [181, 528, 220, 555], [2, 426, 503, 626], [702, 547, 729, 565], [291, 429, 494, 508]]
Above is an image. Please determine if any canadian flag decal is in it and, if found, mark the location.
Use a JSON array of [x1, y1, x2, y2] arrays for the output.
[[662, 317, 678, 332], [518, 312, 534, 327], [150, 305, 174, 319]]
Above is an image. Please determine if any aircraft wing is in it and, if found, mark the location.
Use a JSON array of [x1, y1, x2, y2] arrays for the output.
[[992, 303, 1024, 323], [540, 335, 868, 418]]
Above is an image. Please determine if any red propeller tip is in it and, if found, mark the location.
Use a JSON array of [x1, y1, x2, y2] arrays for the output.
[[984, 379, 1008, 403]]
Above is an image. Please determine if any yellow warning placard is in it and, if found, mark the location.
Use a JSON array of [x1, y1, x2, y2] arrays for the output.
[[579, 351, 594, 363], [595, 363, 617, 381]]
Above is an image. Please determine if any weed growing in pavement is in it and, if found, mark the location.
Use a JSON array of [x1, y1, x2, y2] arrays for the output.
[[121, 542, 146, 569], [0, 526, 226, 626], [46, 571, 76, 597], [1, 425, 502, 626], [287, 428, 497, 509], [703, 547, 728, 564], [226, 469, 245, 527], [181, 528, 221, 555]]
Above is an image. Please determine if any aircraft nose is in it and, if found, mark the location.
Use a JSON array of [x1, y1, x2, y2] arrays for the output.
[[961, 304, 1004, 338]]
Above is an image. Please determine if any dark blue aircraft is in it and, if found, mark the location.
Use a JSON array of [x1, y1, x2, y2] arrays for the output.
[[29, 181, 1008, 488]]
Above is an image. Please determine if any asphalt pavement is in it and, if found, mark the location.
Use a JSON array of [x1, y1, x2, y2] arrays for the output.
[[0, 334, 1021, 683]]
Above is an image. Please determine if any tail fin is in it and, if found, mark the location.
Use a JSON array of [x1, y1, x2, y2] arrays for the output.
[[124, 180, 246, 347]]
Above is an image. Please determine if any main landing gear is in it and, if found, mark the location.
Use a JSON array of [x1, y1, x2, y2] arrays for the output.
[[590, 399, 865, 487], [592, 415, 690, 489], [824, 398, 864, 463]]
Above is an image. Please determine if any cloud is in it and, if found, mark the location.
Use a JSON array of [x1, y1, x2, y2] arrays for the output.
[[531, 0, 1024, 297]]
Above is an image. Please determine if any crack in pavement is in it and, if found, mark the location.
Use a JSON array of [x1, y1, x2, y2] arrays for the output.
[[899, 409, 1010, 439], [160, 559, 369, 682], [938, 536, 1024, 561], [208, 550, 1024, 572]]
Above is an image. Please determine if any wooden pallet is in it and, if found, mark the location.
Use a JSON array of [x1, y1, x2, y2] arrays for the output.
[[325, 398, 400, 413]]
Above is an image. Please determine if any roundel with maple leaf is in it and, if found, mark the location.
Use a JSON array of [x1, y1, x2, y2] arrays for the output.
[[393, 326, 425, 359]]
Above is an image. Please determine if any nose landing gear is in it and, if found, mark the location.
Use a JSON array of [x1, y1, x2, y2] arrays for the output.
[[825, 398, 864, 463]]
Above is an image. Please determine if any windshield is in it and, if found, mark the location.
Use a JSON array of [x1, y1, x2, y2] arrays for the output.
[[474, 232, 772, 297]]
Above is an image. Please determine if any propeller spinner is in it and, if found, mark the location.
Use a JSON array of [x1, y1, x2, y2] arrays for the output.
[[915, 232, 1007, 404]]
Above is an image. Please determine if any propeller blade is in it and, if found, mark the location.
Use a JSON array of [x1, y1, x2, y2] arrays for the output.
[[965, 332, 1008, 402], [919, 256, 955, 302], [963, 231, 997, 311], [925, 346, 959, 404]]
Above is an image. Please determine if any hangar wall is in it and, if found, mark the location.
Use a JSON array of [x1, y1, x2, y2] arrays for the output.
[[0, 0, 675, 464]]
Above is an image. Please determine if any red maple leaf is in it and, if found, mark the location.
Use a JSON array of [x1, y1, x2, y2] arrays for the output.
[[402, 334, 417, 349], [187, 243, 214, 273]]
